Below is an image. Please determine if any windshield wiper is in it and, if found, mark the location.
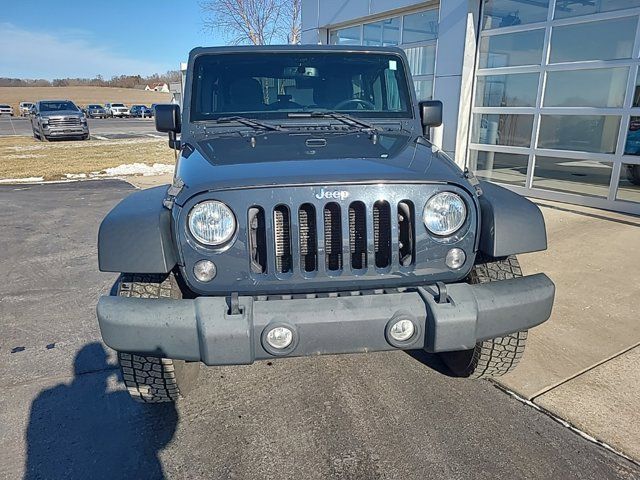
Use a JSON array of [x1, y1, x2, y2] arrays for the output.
[[216, 116, 282, 131], [288, 111, 380, 132]]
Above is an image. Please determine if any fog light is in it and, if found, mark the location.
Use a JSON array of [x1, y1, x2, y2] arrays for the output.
[[389, 319, 415, 342], [265, 326, 293, 349], [445, 248, 466, 269], [193, 260, 216, 282]]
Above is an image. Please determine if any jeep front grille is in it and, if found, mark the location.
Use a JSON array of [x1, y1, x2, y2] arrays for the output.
[[249, 199, 416, 276]]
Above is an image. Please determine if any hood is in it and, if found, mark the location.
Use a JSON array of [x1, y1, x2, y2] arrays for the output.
[[42, 110, 82, 117], [175, 130, 469, 204]]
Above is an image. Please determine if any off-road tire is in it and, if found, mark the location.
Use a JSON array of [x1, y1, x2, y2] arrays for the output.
[[439, 255, 528, 379], [116, 273, 200, 403]]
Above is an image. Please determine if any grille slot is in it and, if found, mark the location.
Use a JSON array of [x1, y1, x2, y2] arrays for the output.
[[349, 201, 367, 269], [248, 207, 267, 273], [48, 117, 82, 127], [324, 202, 343, 271], [373, 201, 392, 268], [273, 205, 292, 274], [398, 201, 415, 267], [299, 204, 317, 272]]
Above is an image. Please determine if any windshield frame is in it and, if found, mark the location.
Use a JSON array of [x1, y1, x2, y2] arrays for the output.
[[189, 50, 415, 123]]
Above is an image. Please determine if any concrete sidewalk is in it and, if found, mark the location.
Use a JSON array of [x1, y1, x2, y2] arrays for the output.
[[124, 176, 640, 462], [498, 199, 640, 461]]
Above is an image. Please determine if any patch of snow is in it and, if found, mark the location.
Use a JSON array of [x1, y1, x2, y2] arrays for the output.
[[5, 154, 46, 159], [65, 173, 88, 179], [98, 163, 174, 177], [0, 176, 44, 184]]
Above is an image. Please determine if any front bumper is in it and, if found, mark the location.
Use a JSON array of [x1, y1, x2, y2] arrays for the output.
[[44, 125, 89, 137], [97, 274, 555, 365]]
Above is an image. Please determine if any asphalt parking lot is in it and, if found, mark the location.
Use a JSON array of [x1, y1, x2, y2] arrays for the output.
[[1, 180, 639, 480], [0, 115, 160, 139]]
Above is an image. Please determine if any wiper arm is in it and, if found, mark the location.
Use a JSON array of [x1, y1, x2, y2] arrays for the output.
[[216, 116, 282, 131], [288, 111, 380, 132]]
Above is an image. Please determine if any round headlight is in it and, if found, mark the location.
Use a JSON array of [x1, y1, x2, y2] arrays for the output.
[[423, 192, 467, 236], [188, 200, 236, 246]]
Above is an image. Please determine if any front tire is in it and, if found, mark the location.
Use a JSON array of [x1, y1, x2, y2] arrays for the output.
[[439, 255, 528, 379], [116, 273, 200, 403]]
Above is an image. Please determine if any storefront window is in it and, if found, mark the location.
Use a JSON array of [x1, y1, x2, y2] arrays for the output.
[[476, 73, 539, 107], [402, 9, 438, 44], [549, 17, 636, 63], [618, 164, 640, 202], [414, 79, 434, 101], [533, 156, 612, 198], [472, 114, 534, 147], [329, 26, 361, 45], [555, 0, 640, 19], [483, 0, 549, 29], [479, 30, 545, 68], [404, 45, 436, 76], [624, 117, 640, 155], [363, 17, 400, 46], [470, 150, 529, 185], [538, 115, 621, 153], [544, 68, 629, 108]]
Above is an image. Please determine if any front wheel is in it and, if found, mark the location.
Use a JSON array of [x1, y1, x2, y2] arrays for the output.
[[115, 273, 200, 403], [438, 255, 528, 379]]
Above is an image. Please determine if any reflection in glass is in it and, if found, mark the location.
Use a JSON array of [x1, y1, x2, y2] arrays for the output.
[[404, 45, 436, 75], [483, 0, 550, 29], [475, 73, 539, 107], [479, 30, 545, 68], [533, 156, 612, 198], [618, 163, 640, 202], [632, 71, 640, 107], [624, 117, 640, 155], [364, 17, 400, 46], [414, 79, 434, 101], [555, 0, 640, 19], [330, 26, 361, 45], [538, 115, 620, 153], [549, 17, 636, 63], [470, 150, 529, 186], [472, 114, 534, 147], [402, 9, 439, 43], [544, 68, 629, 108]]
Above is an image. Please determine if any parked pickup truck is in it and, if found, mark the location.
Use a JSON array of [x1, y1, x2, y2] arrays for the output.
[[96, 45, 555, 403], [30, 99, 89, 141]]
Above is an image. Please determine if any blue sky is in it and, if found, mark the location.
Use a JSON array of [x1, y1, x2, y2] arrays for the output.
[[1, 0, 224, 80]]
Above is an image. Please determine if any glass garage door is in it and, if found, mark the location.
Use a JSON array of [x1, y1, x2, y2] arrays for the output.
[[329, 6, 439, 102], [469, 0, 640, 214]]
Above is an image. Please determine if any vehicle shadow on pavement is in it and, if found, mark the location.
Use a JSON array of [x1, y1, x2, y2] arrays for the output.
[[23, 342, 177, 480]]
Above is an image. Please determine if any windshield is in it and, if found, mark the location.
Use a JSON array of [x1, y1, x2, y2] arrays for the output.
[[89, 104, 102, 108], [190, 52, 413, 121], [40, 101, 78, 112], [0, 105, 10, 108], [112, 103, 125, 107]]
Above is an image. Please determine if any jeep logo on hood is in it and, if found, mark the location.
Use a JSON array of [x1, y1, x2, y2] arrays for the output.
[[315, 189, 350, 201]]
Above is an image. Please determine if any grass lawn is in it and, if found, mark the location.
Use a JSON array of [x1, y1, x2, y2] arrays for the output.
[[0, 136, 175, 181]]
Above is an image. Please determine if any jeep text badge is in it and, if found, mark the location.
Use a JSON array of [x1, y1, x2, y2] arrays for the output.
[[315, 188, 350, 200]]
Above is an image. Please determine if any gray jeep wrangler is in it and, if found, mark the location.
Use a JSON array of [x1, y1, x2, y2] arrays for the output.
[[96, 46, 555, 403]]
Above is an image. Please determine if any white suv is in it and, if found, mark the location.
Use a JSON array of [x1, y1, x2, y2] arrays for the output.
[[0, 104, 14, 116], [105, 103, 130, 118]]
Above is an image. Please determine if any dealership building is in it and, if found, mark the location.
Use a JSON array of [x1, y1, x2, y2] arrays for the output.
[[301, 0, 640, 214]]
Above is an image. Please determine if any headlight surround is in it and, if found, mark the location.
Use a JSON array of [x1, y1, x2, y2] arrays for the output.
[[423, 192, 467, 236], [188, 200, 236, 246]]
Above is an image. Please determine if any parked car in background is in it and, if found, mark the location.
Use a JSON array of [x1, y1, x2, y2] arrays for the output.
[[19, 102, 34, 116], [130, 105, 153, 118], [105, 103, 130, 118], [0, 104, 14, 116], [30, 99, 89, 141], [85, 104, 108, 118]]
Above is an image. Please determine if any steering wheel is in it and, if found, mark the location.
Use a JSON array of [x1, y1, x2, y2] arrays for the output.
[[333, 98, 376, 110]]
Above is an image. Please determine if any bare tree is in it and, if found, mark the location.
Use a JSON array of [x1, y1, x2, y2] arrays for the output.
[[201, 0, 301, 45]]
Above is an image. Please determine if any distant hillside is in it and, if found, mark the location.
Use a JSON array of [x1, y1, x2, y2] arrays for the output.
[[0, 86, 172, 111]]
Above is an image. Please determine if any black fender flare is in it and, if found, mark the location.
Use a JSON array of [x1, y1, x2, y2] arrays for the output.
[[477, 181, 547, 257], [98, 185, 178, 273]]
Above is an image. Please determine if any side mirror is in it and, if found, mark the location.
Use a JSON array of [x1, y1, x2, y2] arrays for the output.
[[419, 100, 443, 133], [155, 104, 181, 150], [155, 104, 181, 134]]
